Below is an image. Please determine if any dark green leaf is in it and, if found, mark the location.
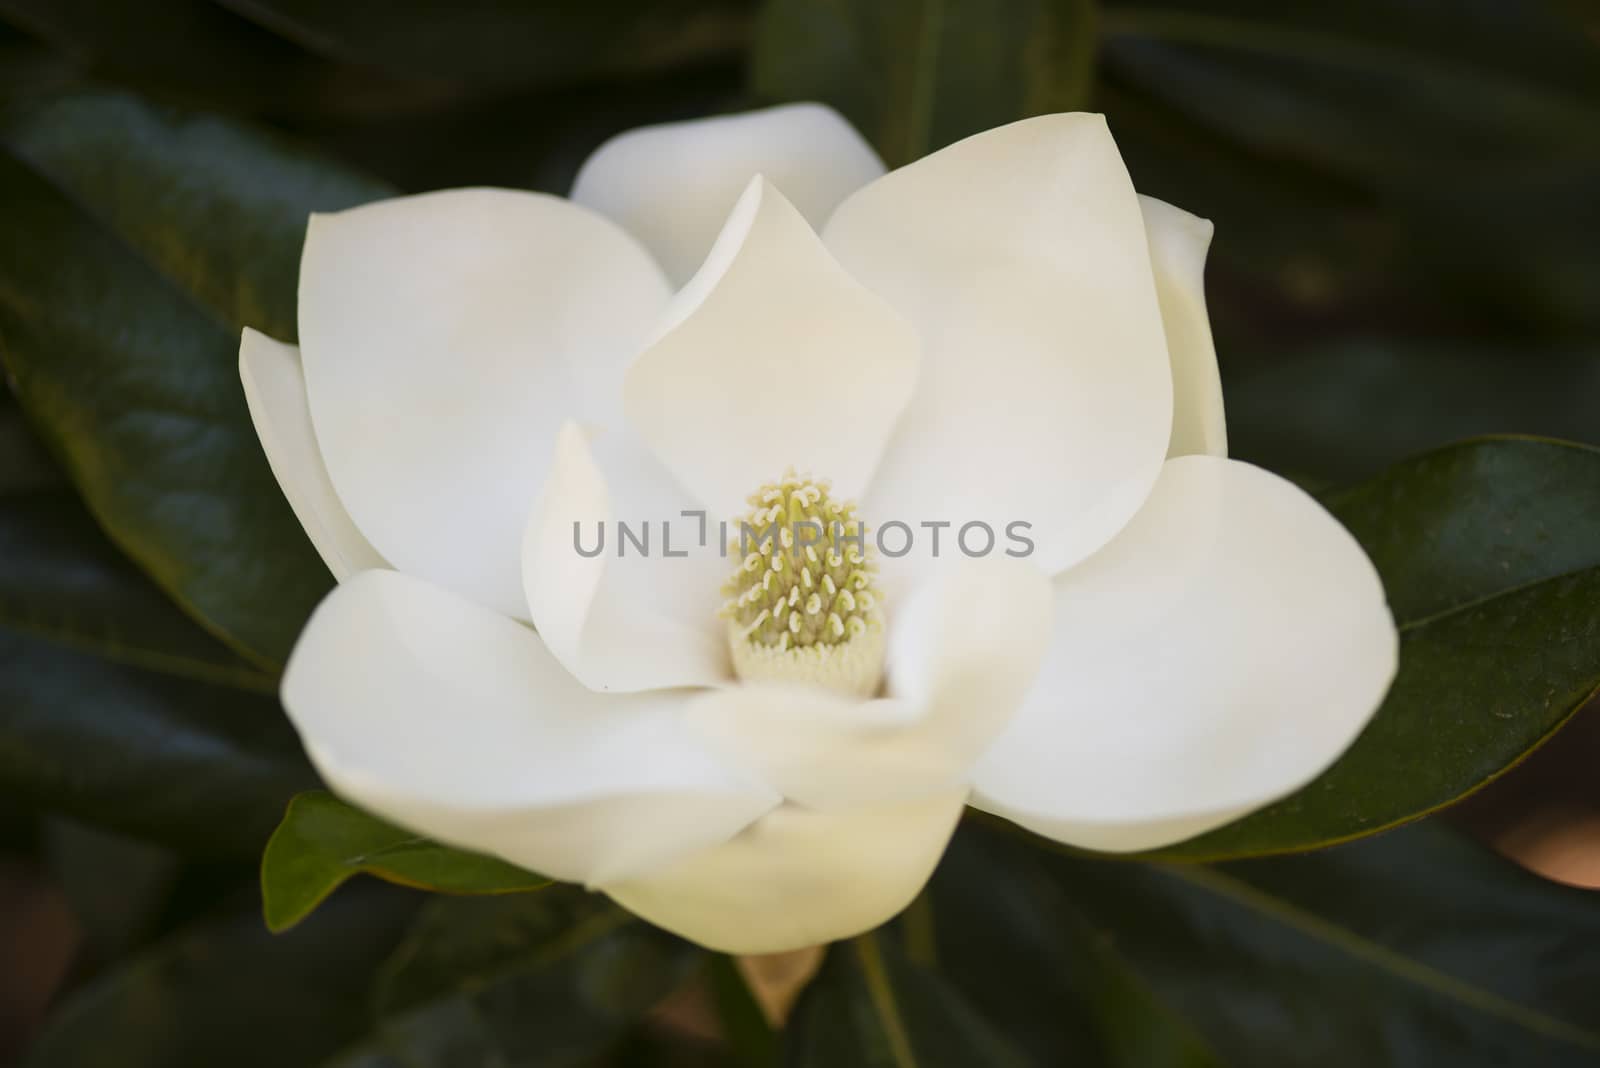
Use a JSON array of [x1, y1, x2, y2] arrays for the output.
[[1044, 820, 1600, 1066], [217, 0, 753, 90], [928, 828, 1224, 1067], [261, 791, 549, 933], [0, 92, 394, 666], [0, 626, 316, 855], [328, 890, 697, 1066], [1147, 437, 1600, 860], [23, 887, 417, 1068], [2, 91, 394, 341], [752, 0, 1097, 166], [786, 930, 1029, 1068], [0, 487, 274, 689]]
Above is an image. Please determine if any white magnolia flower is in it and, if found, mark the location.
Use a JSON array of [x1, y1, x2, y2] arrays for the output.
[[240, 105, 1398, 953]]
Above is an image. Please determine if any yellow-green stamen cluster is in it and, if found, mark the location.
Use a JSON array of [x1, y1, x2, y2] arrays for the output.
[[720, 472, 886, 695]]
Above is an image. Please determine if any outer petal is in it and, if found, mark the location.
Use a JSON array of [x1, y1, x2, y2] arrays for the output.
[[238, 329, 385, 580], [1141, 195, 1226, 459], [523, 421, 731, 693], [684, 560, 1052, 807], [572, 103, 885, 286], [970, 456, 1398, 853], [298, 188, 671, 619], [281, 570, 778, 884], [602, 790, 967, 954], [624, 176, 920, 520], [824, 114, 1173, 580]]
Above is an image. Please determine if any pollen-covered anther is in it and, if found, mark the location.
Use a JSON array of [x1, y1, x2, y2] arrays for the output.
[[720, 470, 887, 696]]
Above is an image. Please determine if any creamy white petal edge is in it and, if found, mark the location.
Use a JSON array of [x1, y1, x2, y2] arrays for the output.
[[297, 188, 670, 620], [625, 176, 920, 520], [684, 559, 1053, 807], [825, 113, 1174, 583], [572, 102, 886, 286], [603, 789, 968, 954], [523, 422, 731, 693], [1141, 195, 1227, 459], [971, 456, 1398, 852], [238, 329, 386, 580], [281, 569, 778, 885]]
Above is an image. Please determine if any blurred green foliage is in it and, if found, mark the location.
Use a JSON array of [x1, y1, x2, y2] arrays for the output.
[[0, 1, 1598, 1065]]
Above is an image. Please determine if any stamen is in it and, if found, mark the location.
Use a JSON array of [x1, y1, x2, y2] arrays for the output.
[[719, 469, 887, 696]]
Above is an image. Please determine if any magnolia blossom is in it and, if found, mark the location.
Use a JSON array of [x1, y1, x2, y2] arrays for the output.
[[240, 105, 1397, 953]]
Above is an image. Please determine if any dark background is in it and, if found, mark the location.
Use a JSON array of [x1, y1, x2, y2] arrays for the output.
[[1, 2, 1597, 1065]]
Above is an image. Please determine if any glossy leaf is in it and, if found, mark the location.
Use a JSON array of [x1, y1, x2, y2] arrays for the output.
[[0, 397, 289, 856], [786, 930, 1029, 1067], [261, 792, 549, 934], [0, 93, 393, 666], [752, 0, 1097, 166], [332, 890, 698, 1066], [0, 487, 273, 689], [928, 829, 1225, 1067], [1143, 438, 1600, 860], [2, 91, 393, 343], [1045, 821, 1600, 1066], [0, 626, 316, 855], [23, 888, 418, 1068]]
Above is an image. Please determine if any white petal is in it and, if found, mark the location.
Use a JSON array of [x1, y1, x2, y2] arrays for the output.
[[281, 570, 777, 884], [1141, 195, 1226, 459], [825, 114, 1173, 579], [298, 189, 670, 619], [238, 329, 386, 580], [602, 790, 967, 954], [624, 176, 920, 520], [572, 103, 885, 286], [971, 456, 1398, 853], [685, 559, 1052, 807], [522, 421, 731, 693]]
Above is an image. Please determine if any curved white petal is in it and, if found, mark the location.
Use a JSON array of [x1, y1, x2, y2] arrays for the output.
[[238, 329, 386, 580], [971, 456, 1398, 853], [825, 113, 1173, 580], [1142, 195, 1226, 459], [523, 421, 731, 693], [685, 559, 1051, 807], [298, 188, 671, 619], [281, 570, 778, 884], [603, 790, 967, 954], [572, 103, 885, 286], [624, 176, 920, 520]]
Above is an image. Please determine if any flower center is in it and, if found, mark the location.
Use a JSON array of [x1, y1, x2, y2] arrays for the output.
[[720, 472, 886, 696]]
